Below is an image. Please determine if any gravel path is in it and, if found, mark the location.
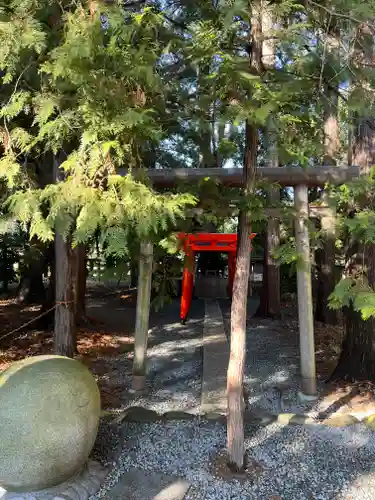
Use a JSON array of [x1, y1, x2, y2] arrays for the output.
[[92, 418, 375, 500], [128, 299, 204, 415], [90, 297, 375, 499], [221, 299, 326, 416], [86, 296, 205, 415], [90, 298, 205, 468]]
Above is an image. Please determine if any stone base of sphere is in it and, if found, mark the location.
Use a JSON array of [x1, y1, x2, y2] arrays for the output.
[[0, 461, 107, 500]]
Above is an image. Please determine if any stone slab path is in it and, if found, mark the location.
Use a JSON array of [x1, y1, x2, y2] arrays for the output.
[[201, 299, 228, 415], [102, 469, 190, 500]]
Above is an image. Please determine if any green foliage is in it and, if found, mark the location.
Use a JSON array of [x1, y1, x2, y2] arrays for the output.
[[273, 237, 297, 266], [0, 154, 21, 188], [0, 1, 198, 259], [6, 174, 196, 257], [2, 0, 375, 318], [151, 250, 184, 311], [328, 169, 375, 320], [329, 278, 375, 321]]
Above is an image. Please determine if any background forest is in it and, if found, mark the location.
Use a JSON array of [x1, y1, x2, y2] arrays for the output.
[[1, 0, 375, 427]]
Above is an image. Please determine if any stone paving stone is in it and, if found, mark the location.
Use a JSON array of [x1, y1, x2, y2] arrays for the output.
[[201, 299, 229, 415], [102, 469, 190, 500]]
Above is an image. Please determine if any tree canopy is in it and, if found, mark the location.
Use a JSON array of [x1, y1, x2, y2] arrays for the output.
[[2, 0, 375, 345]]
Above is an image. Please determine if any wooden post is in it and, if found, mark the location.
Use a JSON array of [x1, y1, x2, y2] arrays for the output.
[[294, 185, 317, 397], [132, 240, 153, 392]]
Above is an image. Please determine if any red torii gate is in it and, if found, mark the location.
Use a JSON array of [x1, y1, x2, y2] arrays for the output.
[[178, 232, 256, 323]]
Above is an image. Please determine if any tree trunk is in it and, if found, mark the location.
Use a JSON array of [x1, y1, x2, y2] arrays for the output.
[[227, 210, 253, 471], [73, 245, 87, 324], [315, 194, 337, 325], [254, 233, 270, 317], [255, 191, 281, 318], [16, 271, 45, 304], [227, 128, 259, 469], [333, 24, 375, 380], [196, 62, 216, 168], [36, 243, 56, 329], [227, 3, 261, 470], [16, 240, 46, 304], [331, 245, 375, 382], [130, 261, 138, 288], [315, 77, 339, 325], [259, 3, 281, 318], [53, 156, 76, 357], [54, 233, 76, 357]]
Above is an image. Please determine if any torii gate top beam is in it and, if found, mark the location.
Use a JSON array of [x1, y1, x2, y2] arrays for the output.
[[179, 232, 256, 253], [119, 166, 360, 188]]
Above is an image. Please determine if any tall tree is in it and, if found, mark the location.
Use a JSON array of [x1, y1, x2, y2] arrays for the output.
[[53, 153, 76, 357], [0, 1, 196, 355], [255, 4, 281, 318], [315, 27, 340, 325], [227, 2, 262, 471], [329, 21, 375, 381]]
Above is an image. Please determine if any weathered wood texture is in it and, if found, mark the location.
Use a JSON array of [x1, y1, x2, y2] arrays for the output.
[[294, 185, 317, 396], [226, 3, 261, 471], [54, 156, 76, 358], [132, 241, 154, 391], [118, 166, 359, 188]]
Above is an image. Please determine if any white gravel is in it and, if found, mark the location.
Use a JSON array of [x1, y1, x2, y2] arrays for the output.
[[91, 419, 375, 500], [128, 312, 204, 414], [90, 298, 375, 499], [221, 301, 327, 416]]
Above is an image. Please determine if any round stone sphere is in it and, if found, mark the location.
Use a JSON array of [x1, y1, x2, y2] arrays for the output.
[[0, 355, 101, 492]]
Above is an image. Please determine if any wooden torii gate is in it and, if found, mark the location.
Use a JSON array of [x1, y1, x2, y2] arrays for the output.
[[130, 166, 360, 397]]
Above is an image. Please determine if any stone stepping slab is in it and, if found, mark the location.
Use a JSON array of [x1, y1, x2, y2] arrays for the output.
[[201, 299, 229, 415], [101, 469, 190, 500], [103, 405, 375, 429]]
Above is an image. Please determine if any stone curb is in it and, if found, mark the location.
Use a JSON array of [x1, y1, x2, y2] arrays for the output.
[[101, 406, 375, 429], [1, 461, 107, 500]]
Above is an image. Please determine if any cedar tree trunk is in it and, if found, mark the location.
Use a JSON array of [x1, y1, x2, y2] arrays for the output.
[[74, 245, 87, 324], [331, 244, 375, 382], [53, 156, 76, 357], [315, 78, 339, 325], [258, 4, 281, 318], [226, 5, 261, 470], [333, 23, 375, 379], [227, 123, 258, 470], [54, 233, 76, 357], [16, 239, 47, 304]]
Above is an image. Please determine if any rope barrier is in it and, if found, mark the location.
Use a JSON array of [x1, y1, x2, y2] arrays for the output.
[[0, 300, 74, 343]]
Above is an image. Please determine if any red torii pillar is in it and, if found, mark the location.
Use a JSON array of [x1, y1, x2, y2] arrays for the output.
[[178, 233, 256, 323]]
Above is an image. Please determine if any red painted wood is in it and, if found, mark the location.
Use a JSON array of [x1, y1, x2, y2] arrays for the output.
[[180, 250, 195, 321]]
